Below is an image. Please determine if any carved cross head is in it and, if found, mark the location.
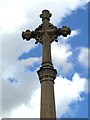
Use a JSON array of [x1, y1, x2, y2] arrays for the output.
[[22, 10, 71, 44]]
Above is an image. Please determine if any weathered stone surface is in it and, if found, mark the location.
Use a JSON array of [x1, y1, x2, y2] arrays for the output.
[[22, 10, 71, 44], [22, 10, 71, 119], [37, 66, 57, 83], [40, 80, 56, 118]]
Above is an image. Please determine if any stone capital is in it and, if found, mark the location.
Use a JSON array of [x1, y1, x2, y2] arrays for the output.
[[37, 65, 57, 83]]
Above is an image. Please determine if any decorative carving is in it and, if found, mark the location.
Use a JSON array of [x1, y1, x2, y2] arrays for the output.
[[34, 24, 43, 44], [57, 26, 71, 37], [22, 9, 71, 70], [40, 10, 52, 20], [37, 66, 57, 83], [22, 30, 35, 40], [48, 23, 58, 43], [49, 23, 57, 30], [22, 26, 71, 44], [35, 24, 43, 31]]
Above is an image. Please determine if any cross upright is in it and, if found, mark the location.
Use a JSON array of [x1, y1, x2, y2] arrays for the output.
[[22, 10, 71, 119]]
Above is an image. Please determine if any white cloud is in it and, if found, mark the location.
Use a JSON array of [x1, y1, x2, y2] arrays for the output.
[[0, 36, 2, 118], [10, 88, 40, 118], [78, 47, 88, 68], [20, 57, 41, 67], [51, 29, 80, 73], [2, 56, 41, 117], [7, 73, 87, 118], [55, 73, 87, 117], [1, 0, 89, 118], [51, 41, 73, 73]]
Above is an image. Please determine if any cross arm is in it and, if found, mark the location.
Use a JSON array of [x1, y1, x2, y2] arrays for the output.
[[48, 26, 71, 37], [22, 29, 44, 44], [22, 30, 35, 41], [47, 26, 71, 43], [57, 26, 71, 37]]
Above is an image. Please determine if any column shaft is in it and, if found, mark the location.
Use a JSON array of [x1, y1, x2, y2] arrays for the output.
[[42, 35, 52, 63], [37, 67, 57, 119], [40, 81, 56, 118]]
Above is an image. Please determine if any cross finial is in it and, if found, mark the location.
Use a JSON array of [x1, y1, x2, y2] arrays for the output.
[[40, 10, 52, 20], [22, 10, 71, 44]]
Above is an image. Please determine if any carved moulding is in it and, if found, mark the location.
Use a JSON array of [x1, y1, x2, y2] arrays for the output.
[[37, 66, 57, 83]]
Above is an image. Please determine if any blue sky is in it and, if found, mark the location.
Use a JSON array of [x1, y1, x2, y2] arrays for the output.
[[58, 5, 88, 118], [54, 6, 88, 118], [0, 0, 89, 119]]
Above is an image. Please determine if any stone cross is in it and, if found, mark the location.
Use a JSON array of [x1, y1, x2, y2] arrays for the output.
[[22, 10, 71, 119]]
